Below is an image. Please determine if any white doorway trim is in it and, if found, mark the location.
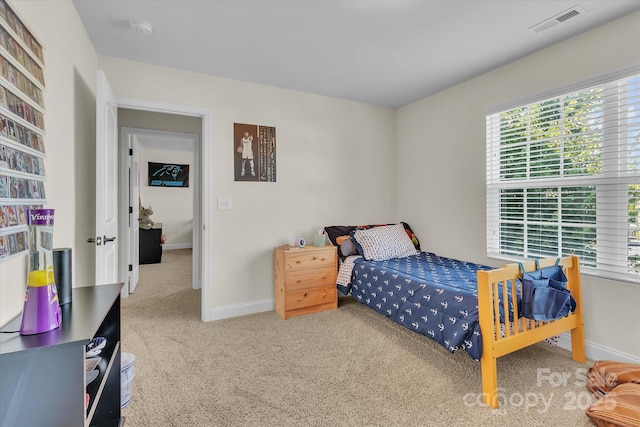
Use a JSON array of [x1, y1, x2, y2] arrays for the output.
[[115, 97, 211, 323]]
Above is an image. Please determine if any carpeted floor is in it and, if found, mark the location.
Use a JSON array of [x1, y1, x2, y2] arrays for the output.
[[121, 249, 594, 427]]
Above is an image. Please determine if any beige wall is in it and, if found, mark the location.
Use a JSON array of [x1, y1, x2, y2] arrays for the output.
[[0, 1, 97, 326], [397, 11, 640, 359], [98, 56, 397, 309]]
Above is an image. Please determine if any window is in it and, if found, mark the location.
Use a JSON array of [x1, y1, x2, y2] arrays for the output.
[[486, 71, 640, 283]]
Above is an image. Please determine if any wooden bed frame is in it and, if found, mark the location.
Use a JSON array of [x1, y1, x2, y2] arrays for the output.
[[477, 255, 586, 408]]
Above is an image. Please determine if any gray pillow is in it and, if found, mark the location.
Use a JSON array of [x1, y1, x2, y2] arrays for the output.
[[340, 238, 358, 257]]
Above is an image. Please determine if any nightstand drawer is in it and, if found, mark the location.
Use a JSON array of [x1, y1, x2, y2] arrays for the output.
[[285, 267, 336, 291], [285, 285, 336, 311], [283, 250, 334, 272]]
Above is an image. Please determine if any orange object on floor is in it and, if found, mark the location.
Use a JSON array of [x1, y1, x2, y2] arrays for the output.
[[586, 383, 640, 427], [588, 361, 640, 397]]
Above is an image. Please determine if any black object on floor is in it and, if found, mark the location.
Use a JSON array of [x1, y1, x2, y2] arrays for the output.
[[140, 225, 162, 264]]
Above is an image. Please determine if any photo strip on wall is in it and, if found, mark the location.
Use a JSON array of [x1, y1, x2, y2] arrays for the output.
[[0, 0, 47, 263]]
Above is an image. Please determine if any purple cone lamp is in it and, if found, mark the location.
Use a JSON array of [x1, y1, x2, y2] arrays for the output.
[[19, 209, 62, 335]]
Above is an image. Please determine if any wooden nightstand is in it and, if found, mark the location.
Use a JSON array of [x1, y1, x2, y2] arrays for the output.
[[274, 244, 338, 319]]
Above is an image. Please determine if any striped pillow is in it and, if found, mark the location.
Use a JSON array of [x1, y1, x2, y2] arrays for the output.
[[350, 223, 418, 261]]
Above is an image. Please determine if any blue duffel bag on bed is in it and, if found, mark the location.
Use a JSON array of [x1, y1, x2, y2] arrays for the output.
[[519, 259, 576, 321]]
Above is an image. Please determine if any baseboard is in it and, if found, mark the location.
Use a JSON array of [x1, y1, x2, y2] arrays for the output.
[[557, 332, 640, 363], [162, 243, 193, 250], [204, 298, 274, 322]]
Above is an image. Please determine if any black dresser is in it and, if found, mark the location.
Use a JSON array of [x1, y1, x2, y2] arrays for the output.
[[0, 283, 124, 427], [139, 223, 163, 264]]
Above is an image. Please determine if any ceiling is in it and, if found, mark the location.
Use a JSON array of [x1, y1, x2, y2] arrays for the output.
[[72, 0, 640, 108]]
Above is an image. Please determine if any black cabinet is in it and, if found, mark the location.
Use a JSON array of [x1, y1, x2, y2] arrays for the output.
[[139, 224, 162, 264], [0, 284, 123, 427]]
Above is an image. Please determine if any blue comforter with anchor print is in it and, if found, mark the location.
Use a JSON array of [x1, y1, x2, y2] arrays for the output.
[[348, 252, 494, 361]]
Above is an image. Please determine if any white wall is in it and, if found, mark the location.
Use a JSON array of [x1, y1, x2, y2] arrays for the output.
[[99, 56, 397, 310], [0, 1, 97, 326], [396, 12, 640, 359], [139, 147, 193, 246]]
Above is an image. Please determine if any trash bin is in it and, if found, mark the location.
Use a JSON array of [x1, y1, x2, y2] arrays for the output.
[[121, 352, 135, 408]]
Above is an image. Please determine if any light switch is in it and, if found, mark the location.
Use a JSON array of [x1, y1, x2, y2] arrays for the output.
[[217, 196, 232, 210]]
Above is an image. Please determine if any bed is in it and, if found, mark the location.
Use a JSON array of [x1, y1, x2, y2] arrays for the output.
[[327, 223, 586, 409]]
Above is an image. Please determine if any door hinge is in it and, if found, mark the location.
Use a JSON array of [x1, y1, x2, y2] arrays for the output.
[[128, 148, 133, 156], [129, 206, 133, 214], [128, 264, 133, 272]]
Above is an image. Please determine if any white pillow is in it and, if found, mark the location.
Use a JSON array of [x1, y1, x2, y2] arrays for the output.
[[351, 223, 418, 261]]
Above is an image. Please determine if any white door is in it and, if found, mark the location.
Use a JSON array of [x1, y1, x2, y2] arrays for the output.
[[128, 137, 140, 293], [94, 70, 119, 285]]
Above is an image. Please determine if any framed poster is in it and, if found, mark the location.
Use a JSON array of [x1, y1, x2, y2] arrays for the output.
[[148, 162, 189, 187], [234, 122, 276, 182]]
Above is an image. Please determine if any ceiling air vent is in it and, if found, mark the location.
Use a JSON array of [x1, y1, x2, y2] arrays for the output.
[[529, 5, 585, 33]]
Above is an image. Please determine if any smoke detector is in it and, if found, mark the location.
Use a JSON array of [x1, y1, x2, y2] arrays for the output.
[[129, 20, 154, 36], [529, 5, 585, 33]]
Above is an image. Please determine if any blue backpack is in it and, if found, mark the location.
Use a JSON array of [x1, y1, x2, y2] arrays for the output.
[[519, 259, 576, 321]]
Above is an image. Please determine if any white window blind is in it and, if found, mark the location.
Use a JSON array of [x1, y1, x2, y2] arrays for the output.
[[486, 72, 640, 283]]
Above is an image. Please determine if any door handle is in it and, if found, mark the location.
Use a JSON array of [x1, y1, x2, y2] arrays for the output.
[[104, 236, 117, 243], [87, 236, 102, 246]]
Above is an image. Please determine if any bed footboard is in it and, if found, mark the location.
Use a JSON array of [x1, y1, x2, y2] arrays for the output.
[[477, 255, 586, 409]]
